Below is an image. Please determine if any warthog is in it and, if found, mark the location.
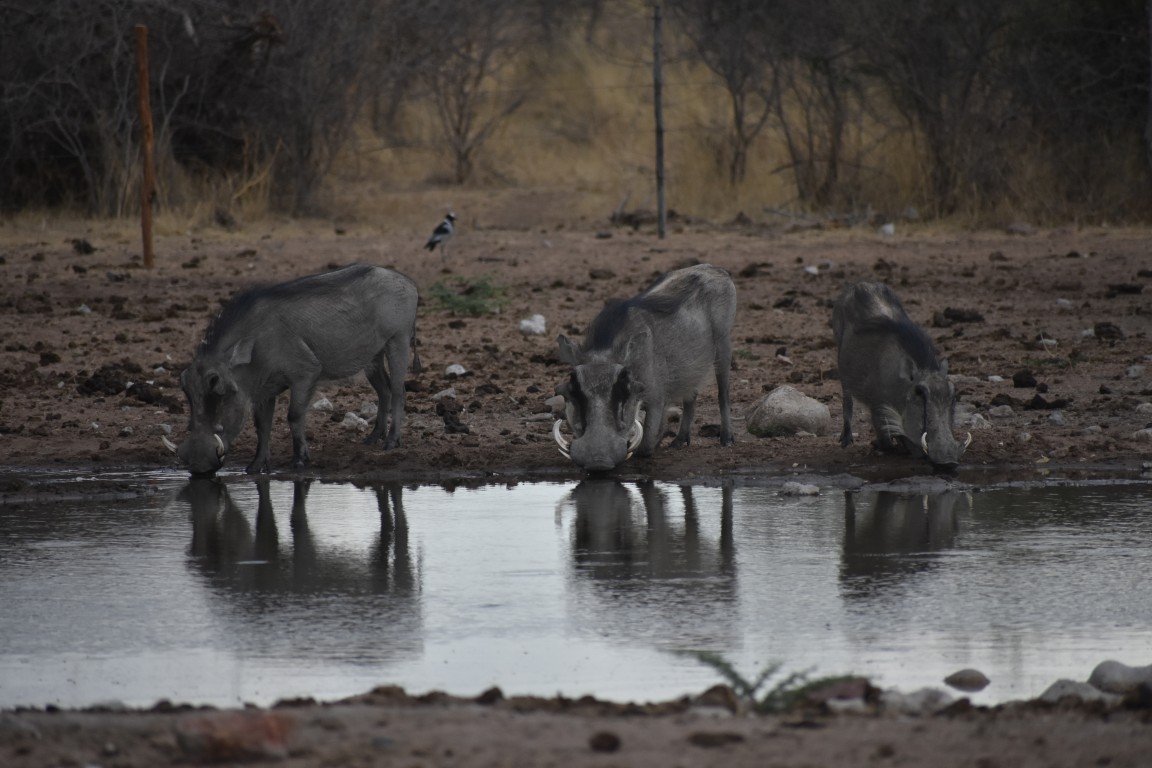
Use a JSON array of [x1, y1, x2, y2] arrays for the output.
[[553, 264, 736, 471], [164, 264, 419, 475], [832, 281, 970, 469]]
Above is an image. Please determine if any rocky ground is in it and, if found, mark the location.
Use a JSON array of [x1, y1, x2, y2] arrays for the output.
[[2, 212, 1151, 764]]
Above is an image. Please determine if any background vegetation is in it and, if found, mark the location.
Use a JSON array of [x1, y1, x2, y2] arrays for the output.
[[1, 0, 1149, 226]]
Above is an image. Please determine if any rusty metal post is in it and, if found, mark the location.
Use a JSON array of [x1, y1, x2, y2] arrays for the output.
[[135, 24, 156, 269]]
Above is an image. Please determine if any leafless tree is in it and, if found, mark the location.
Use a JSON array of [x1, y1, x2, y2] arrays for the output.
[[668, 0, 775, 185], [416, 0, 531, 184]]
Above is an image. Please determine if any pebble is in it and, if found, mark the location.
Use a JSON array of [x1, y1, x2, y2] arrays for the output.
[[431, 386, 457, 401], [1088, 660, 1152, 694], [518, 314, 547, 335], [987, 375, 1004, 383], [360, 402, 378, 417], [445, 363, 467, 378], [1017, 431, 1032, 443], [1055, 298, 1073, 309], [311, 397, 334, 411], [780, 481, 819, 496], [1135, 402, 1152, 414], [1047, 411, 1066, 426], [1038, 679, 1121, 706], [1132, 428, 1152, 442], [1082, 425, 1103, 435], [879, 687, 953, 716], [944, 668, 990, 692], [340, 412, 369, 430], [156, 423, 173, 436], [988, 405, 1014, 418]]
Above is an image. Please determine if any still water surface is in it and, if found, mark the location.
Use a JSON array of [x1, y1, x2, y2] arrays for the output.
[[1, 475, 1149, 708]]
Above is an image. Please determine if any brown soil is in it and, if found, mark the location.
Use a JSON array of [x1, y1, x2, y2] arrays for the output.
[[2, 213, 1151, 764]]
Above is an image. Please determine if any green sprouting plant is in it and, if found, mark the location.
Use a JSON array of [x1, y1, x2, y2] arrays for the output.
[[427, 277, 506, 316], [734, 348, 760, 361], [681, 651, 854, 714]]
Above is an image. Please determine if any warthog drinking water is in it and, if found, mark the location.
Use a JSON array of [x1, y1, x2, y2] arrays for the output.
[[832, 281, 970, 469], [165, 264, 419, 475], [553, 264, 736, 471]]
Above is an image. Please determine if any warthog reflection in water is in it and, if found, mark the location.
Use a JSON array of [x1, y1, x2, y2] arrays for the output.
[[840, 490, 970, 598]]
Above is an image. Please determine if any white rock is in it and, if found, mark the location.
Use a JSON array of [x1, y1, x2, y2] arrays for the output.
[[445, 363, 467, 377], [1038, 679, 1121, 706], [77, 304, 93, 315], [1088, 660, 1152, 694], [1082, 425, 1103, 435], [1135, 402, 1152, 414], [524, 413, 553, 422], [746, 385, 831, 438], [518, 314, 547, 335], [988, 405, 1014, 418], [879, 687, 953, 716], [311, 397, 334, 412], [1055, 298, 1073, 309], [1132, 428, 1152, 442], [1017, 431, 1032, 443], [340, 412, 369, 430], [878, 222, 895, 237], [156, 424, 173, 436], [1047, 411, 1066, 426], [545, 395, 566, 413], [360, 402, 378, 417], [987, 374, 1004, 383], [966, 413, 992, 430], [1038, 337, 1058, 349], [432, 386, 457, 401], [780, 481, 819, 496]]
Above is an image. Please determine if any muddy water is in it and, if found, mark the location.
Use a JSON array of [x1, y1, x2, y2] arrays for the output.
[[1, 475, 1149, 709]]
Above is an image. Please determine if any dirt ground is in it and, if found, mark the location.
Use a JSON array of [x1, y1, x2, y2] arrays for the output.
[[2, 209, 1151, 764]]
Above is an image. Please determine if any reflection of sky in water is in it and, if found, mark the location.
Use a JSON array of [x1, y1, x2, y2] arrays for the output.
[[0, 476, 1150, 709]]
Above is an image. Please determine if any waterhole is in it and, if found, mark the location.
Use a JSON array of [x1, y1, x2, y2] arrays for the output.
[[1, 474, 1149, 708]]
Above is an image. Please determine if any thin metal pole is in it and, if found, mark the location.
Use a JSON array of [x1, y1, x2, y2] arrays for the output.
[[135, 24, 156, 269], [653, 3, 667, 239]]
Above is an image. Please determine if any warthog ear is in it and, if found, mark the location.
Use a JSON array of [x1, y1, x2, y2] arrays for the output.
[[556, 334, 582, 365], [225, 337, 255, 368]]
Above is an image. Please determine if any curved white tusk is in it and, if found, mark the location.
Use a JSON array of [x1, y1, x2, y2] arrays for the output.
[[963, 431, 973, 449], [552, 420, 571, 459], [920, 432, 929, 454], [627, 418, 643, 453], [161, 435, 177, 454], [213, 433, 226, 457]]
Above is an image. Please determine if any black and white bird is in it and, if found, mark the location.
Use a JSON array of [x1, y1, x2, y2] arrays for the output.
[[424, 212, 456, 260]]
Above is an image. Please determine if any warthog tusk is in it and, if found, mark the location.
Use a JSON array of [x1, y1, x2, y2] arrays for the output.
[[627, 418, 643, 452], [963, 431, 973, 449], [161, 435, 177, 454], [214, 433, 226, 457], [552, 420, 571, 459], [920, 432, 929, 454]]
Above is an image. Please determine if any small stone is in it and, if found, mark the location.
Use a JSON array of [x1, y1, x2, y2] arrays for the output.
[[360, 402, 378, 417], [746, 385, 831, 437], [880, 687, 953, 716], [518, 314, 547, 335], [1055, 298, 1073, 309], [780, 481, 819, 496], [988, 405, 1014, 418], [1012, 370, 1036, 388], [445, 363, 467, 378], [1017, 431, 1032, 443], [1132, 428, 1152, 442], [431, 386, 457, 401], [987, 375, 1004, 383], [1047, 411, 1066, 426], [340, 412, 369, 430], [1038, 680, 1121, 706], [175, 711, 295, 762], [944, 668, 990, 692], [966, 413, 992, 430], [157, 423, 173, 436], [311, 397, 334, 412], [1135, 403, 1152, 414], [1128, 365, 1146, 379], [589, 731, 621, 752], [1088, 660, 1152, 694]]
